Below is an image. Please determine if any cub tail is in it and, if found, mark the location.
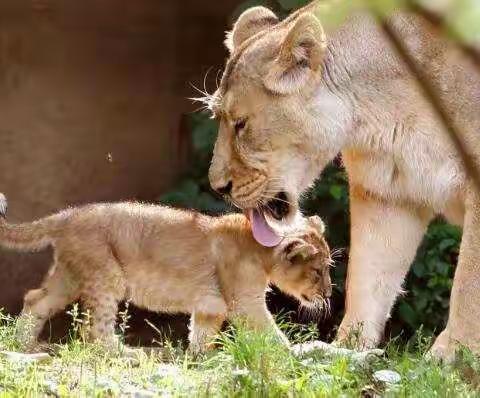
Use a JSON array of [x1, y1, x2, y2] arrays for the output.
[[0, 193, 60, 251], [0, 193, 7, 219]]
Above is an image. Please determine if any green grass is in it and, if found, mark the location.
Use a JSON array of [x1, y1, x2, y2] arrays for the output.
[[0, 311, 478, 397]]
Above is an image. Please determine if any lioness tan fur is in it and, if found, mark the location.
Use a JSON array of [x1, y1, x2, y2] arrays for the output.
[[0, 194, 331, 353], [207, 1, 480, 360]]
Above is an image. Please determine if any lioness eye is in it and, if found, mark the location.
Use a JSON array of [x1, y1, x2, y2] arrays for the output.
[[234, 119, 247, 135]]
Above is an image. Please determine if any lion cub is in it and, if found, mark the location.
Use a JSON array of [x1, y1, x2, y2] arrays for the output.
[[0, 194, 331, 353]]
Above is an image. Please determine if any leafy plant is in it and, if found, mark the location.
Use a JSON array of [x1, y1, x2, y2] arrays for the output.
[[160, 114, 230, 215], [391, 221, 460, 337]]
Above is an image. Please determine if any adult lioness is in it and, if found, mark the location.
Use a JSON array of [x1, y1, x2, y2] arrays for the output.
[[0, 194, 331, 353], [207, 2, 480, 360]]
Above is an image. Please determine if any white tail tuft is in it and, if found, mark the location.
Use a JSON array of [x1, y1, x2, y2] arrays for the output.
[[0, 193, 7, 218]]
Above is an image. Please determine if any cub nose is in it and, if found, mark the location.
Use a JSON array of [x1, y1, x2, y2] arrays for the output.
[[214, 181, 232, 196]]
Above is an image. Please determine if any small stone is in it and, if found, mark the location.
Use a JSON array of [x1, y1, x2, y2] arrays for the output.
[[300, 358, 314, 366], [232, 368, 249, 377], [0, 351, 51, 364], [292, 341, 384, 365], [361, 385, 381, 398], [124, 356, 141, 367], [351, 349, 384, 365], [373, 369, 401, 385], [95, 375, 119, 392], [314, 373, 334, 386], [150, 363, 180, 382], [131, 389, 155, 398], [43, 379, 59, 395], [121, 384, 157, 397]]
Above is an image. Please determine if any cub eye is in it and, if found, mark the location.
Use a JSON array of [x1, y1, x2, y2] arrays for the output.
[[234, 119, 247, 135]]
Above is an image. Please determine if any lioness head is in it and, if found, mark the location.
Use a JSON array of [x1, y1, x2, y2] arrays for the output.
[[207, 3, 343, 243], [270, 215, 332, 307]]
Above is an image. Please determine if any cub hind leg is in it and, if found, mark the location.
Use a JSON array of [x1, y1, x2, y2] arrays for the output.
[[17, 265, 77, 351], [78, 256, 127, 352], [81, 292, 121, 349]]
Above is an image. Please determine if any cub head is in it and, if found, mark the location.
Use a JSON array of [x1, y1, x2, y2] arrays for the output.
[[207, 3, 340, 238], [270, 215, 332, 308]]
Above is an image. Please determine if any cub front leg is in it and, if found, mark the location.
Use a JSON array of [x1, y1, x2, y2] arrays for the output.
[[188, 312, 225, 355], [336, 187, 430, 349], [188, 296, 227, 355], [230, 297, 290, 347], [429, 183, 480, 361]]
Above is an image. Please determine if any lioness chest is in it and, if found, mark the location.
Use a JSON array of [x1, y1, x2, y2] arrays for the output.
[[343, 145, 466, 224]]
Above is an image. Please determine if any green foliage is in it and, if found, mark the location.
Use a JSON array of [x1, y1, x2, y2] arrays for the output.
[[277, 0, 310, 10], [160, 114, 230, 215], [392, 221, 461, 337]]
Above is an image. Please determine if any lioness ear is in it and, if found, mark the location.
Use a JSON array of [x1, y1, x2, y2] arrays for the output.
[[308, 215, 325, 234], [264, 12, 326, 94], [285, 239, 318, 262], [225, 6, 278, 53]]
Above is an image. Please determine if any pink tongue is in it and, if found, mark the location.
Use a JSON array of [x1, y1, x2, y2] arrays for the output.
[[247, 209, 283, 247]]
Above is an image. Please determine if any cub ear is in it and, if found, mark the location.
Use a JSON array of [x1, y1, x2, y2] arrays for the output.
[[225, 6, 278, 53], [284, 239, 318, 262], [308, 215, 325, 234], [264, 12, 326, 94]]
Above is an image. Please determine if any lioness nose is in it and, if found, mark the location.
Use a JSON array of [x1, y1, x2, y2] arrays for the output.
[[214, 181, 232, 196]]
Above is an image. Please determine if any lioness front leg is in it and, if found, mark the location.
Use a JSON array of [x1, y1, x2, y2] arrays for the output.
[[429, 184, 480, 361], [336, 187, 430, 349]]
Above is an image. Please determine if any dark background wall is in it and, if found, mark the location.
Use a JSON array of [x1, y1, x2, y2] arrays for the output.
[[0, 0, 240, 318]]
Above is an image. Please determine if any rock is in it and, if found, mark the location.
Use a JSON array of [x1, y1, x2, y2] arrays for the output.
[[313, 373, 334, 387], [232, 368, 249, 377], [0, 351, 51, 364], [150, 363, 180, 383], [95, 375, 119, 393], [350, 349, 385, 365], [292, 341, 384, 365], [300, 358, 314, 366], [110, 383, 159, 398], [42, 379, 59, 395], [130, 388, 156, 398], [373, 369, 401, 385], [361, 385, 381, 398], [121, 383, 159, 397]]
